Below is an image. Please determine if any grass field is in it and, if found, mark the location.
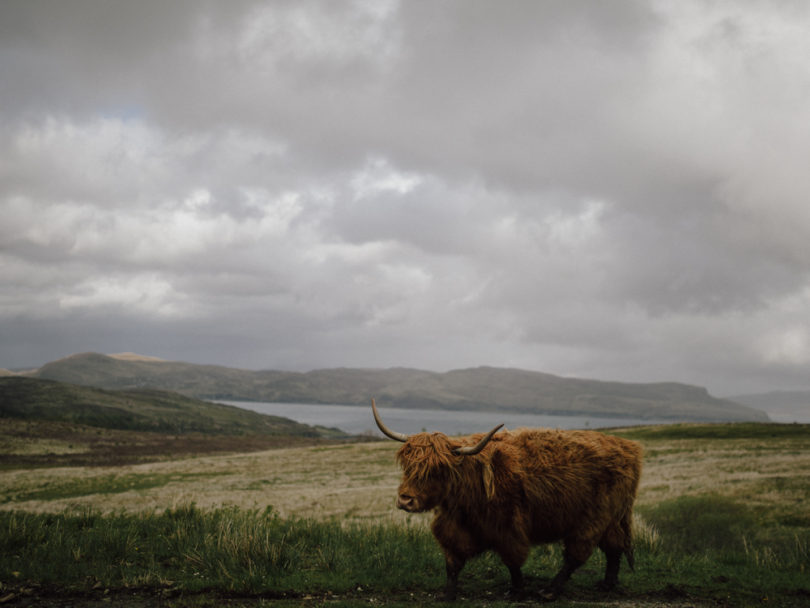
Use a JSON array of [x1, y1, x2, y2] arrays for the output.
[[1, 422, 809, 606]]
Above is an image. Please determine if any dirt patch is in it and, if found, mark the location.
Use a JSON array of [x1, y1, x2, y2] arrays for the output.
[[0, 585, 724, 607], [0, 581, 724, 608]]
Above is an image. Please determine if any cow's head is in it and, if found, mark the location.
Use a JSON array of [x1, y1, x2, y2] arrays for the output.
[[372, 399, 503, 512]]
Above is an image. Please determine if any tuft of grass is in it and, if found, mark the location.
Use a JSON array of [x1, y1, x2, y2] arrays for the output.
[[0, 506, 443, 595], [640, 494, 760, 554], [634, 494, 810, 605], [2, 501, 809, 606]]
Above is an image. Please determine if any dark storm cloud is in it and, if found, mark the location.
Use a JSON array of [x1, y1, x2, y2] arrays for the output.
[[2, 1, 810, 395]]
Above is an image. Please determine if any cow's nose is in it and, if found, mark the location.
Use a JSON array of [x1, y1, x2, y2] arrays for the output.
[[397, 493, 415, 510]]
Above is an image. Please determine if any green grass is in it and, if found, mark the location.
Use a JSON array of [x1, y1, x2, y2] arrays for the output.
[[0, 506, 442, 595], [616, 421, 810, 441], [635, 494, 810, 606], [1, 500, 808, 607]]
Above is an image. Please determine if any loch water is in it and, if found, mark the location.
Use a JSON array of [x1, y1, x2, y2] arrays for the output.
[[222, 401, 670, 436]]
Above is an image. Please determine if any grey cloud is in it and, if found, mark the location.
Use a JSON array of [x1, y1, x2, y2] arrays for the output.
[[2, 1, 810, 396]]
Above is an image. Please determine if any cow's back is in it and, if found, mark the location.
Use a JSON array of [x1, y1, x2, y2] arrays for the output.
[[493, 429, 641, 542]]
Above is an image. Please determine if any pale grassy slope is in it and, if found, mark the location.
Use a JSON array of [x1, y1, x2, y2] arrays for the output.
[[2, 427, 809, 530], [0, 442, 411, 522]]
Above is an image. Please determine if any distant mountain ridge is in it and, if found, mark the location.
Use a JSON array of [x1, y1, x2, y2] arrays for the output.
[[29, 352, 769, 422]]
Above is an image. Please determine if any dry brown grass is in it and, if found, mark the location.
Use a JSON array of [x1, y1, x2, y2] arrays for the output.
[[635, 435, 810, 511], [2, 428, 808, 531], [0, 442, 419, 524]]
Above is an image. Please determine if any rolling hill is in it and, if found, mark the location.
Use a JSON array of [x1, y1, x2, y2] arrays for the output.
[[30, 352, 769, 422], [0, 376, 343, 438]]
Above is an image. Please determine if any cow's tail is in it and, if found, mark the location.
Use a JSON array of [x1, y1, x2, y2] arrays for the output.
[[622, 510, 635, 571], [625, 445, 642, 572]]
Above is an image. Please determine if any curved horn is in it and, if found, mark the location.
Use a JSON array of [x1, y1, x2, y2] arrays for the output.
[[371, 398, 408, 442], [453, 423, 504, 456]]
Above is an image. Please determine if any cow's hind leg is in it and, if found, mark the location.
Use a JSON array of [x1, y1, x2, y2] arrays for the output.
[[539, 552, 584, 601], [539, 540, 592, 601], [597, 517, 632, 591], [597, 548, 621, 591]]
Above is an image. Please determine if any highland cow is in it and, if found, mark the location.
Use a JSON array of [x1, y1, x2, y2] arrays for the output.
[[372, 399, 642, 601]]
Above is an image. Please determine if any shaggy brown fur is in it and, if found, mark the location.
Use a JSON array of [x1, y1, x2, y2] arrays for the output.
[[393, 428, 642, 600]]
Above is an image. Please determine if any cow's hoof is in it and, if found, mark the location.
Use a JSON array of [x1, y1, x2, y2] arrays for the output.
[[595, 579, 617, 592], [538, 587, 560, 602]]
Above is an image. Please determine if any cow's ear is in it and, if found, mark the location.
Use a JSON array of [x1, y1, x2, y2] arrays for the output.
[[482, 461, 496, 500]]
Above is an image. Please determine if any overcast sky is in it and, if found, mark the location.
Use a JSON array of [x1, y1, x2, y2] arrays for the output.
[[2, 1, 810, 396]]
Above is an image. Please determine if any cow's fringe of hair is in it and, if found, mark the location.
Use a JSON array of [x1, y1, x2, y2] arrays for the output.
[[396, 432, 466, 484], [396, 432, 500, 506]]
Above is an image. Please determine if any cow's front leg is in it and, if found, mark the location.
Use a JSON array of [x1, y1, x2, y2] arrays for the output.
[[505, 564, 524, 598], [432, 512, 478, 600], [495, 540, 528, 598], [443, 554, 465, 601]]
